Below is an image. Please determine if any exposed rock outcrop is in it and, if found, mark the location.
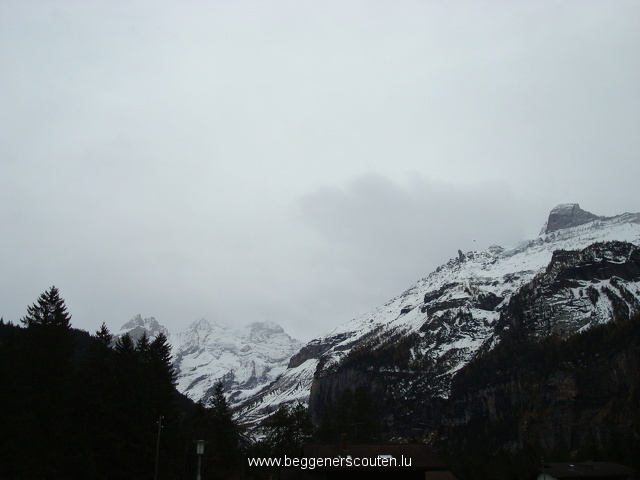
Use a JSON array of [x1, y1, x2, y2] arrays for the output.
[[498, 241, 640, 338], [545, 203, 601, 233], [115, 314, 170, 343]]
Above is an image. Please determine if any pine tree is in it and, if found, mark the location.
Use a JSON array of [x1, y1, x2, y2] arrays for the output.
[[352, 386, 378, 442], [95, 322, 113, 347], [114, 332, 136, 355], [136, 331, 151, 359], [21, 285, 72, 328], [77, 323, 120, 479], [210, 382, 233, 424], [146, 332, 179, 474], [262, 406, 293, 456], [149, 332, 177, 388], [21, 285, 75, 369], [112, 332, 148, 476], [208, 381, 241, 478], [316, 387, 378, 443], [262, 403, 315, 457], [19, 286, 77, 478]]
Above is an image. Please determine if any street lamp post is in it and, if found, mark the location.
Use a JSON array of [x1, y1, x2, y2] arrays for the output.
[[154, 415, 163, 480], [195, 440, 208, 480]]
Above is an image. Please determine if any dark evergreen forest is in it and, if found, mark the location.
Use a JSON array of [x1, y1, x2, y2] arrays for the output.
[[0, 286, 322, 480], [442, 312, 640, 480], [0, 287, 234, 479]]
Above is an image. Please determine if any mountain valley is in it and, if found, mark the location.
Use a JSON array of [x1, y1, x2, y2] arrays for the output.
[[115, 203, 640, 456]]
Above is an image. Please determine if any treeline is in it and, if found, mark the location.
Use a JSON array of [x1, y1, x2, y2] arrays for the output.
[[0, 286, 371, 480], [452, 311, 640, 391], [0, 286, 193, 478]]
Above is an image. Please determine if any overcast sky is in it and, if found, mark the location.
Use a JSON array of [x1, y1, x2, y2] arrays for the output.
[[1, 0, 639, 342]]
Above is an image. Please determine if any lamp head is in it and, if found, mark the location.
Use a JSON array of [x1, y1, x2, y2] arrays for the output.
[[195, 440, 208, 455]]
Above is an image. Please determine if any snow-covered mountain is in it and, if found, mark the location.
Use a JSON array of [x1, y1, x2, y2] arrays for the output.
[[114, 316, 303, 407], [172, 319, 302, 405], [236, 204, 640, 426], [115, 314, 171, 343]]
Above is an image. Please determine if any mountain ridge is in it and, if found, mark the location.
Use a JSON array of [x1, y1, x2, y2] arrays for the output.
[[115, 316, 302, 406], [236, 204, 640, 428], [115, 314, 171, 343], [113, 204, 640, 433]]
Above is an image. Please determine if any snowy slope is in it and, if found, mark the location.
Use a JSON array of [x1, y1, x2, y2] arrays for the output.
[[115, 315, 303, 407], [173, 319, 303, 405], [237, 205, 640, 425]]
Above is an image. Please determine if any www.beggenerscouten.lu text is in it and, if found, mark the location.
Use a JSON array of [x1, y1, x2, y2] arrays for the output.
[[247, 455, 412, 470]]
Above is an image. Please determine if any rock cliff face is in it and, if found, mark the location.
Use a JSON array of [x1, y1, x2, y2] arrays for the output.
[[445, 313, 640, 454], [497, 241, 640, 339]]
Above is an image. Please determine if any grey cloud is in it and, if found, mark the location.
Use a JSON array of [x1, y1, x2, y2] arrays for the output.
[[298, 174, 533, 292], [1, 0, 638, 342]]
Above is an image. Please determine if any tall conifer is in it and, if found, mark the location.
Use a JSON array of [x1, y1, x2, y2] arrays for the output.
[[20, 286, 76, 477], [208, 382, 241, 478]]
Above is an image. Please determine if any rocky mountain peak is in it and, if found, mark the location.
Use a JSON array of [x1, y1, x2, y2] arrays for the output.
[[247, 320, 285, 335], [545, 203, 601, 233], [188, 317, 216, 332], [117, 314, 169, 342]]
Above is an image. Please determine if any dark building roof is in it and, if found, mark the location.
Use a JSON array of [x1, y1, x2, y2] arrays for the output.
[[280, 469, 326, 480], [425, 471, 460, 480], [541, 461, 634, 480]]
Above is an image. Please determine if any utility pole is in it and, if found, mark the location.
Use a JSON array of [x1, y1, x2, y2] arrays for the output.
[[155, 415, 163, 480]]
